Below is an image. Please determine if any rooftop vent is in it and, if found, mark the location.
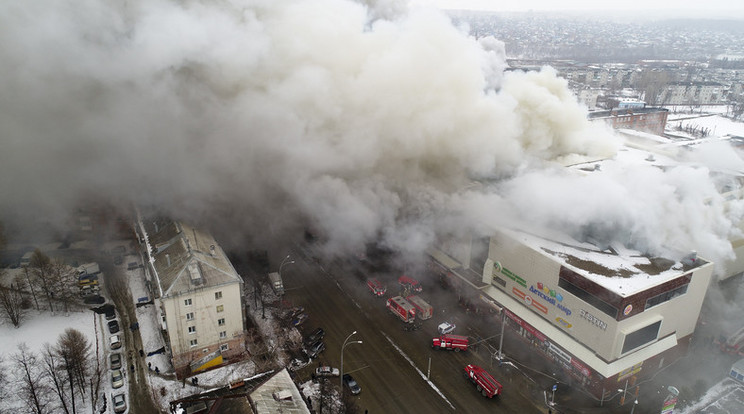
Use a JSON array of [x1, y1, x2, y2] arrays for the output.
[[188, 261, 203, 285], [165, 254, 171, 267], [210, 245, 216, 257], [272, 390, 293, 401]]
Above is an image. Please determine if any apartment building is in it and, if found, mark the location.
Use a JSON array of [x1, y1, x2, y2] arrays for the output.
[[588, 107, 669, 135], [137, 217, 246, 378]]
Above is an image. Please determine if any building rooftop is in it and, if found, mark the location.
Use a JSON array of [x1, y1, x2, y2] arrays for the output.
[[587, 107, 669, 120], [141, 218, 242, 298], [503, 228, 705, 297], [249, 368, 311, 414]]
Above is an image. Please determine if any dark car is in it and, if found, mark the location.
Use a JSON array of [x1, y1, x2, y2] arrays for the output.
[[108, 320, 120, 334], [304, 328, 324, 345], [105, 308, 116, 321], [110, 352, 122, 370], [304, 340, 325, 359], [343, 374, 361, 395], [113, 255, 123, 265]]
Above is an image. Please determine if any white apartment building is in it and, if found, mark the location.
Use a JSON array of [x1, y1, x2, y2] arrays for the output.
[[137, 217, 246, 378]]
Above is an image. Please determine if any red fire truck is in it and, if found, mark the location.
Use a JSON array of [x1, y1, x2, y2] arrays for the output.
[[463, 364, 502, 398], [398, 275, 422, 293], [386, 296, 416, 323], [406, 295, 433, 320], [432, 334, 469, 351], [366, 278, 386, 297]]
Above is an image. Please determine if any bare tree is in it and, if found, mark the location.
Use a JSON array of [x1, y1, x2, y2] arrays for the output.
[[48, 260, 77, 314], [29, 249, 55, 313], [56, 328, 92, 411], [0, 355, 8, 404], [41, 344, 71, 414], [22, 266, 40, 310], [13, 343, 50, 414], [0, 280, 24, 327]]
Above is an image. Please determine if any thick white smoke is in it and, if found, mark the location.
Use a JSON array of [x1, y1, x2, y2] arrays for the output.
[[0, 0, 741, 271]]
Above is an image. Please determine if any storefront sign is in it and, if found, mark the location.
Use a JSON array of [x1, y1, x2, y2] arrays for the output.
[[555, 317, 573, 330], [618, 361, 643, 381], [501, 267, 527, 287], [513, 287, 548, 314], [548, 342, 571, 364], [624, 304, 633, 316], [505, 308, 547, 342], [579, 309, 608, 330], [529, 285, 572, 316]]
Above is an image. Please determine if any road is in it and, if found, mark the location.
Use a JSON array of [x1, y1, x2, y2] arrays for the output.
[[100, 250, 162, 414], [281, 248, 546, 413]]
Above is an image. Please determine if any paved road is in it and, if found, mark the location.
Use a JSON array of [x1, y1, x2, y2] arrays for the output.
[[101, 250, 162, 414], [282, 248, 546, 413]]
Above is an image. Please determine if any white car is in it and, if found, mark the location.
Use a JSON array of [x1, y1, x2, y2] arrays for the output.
[[112, 393, 127, 413], [314, 366, 340, 377], [438, 322, 456, 335], [110, 334, 122, 350], [111, 369, 124, 389]]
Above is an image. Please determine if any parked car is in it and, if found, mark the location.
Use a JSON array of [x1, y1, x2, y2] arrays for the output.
[[438, 321, 456, 335], [111, 369, 124, 389], [110, 353, 122, 370], [105, 308, 116, 321], [108, 320, 120, 334], [314, 366, 340, 377], [110, 335, 122, 350], [304, 340, 325, 359], [304, 328, 324, 345], [112, 393, 127, 413], [114, 255, 123, 265], [343, 373, 361, 395]]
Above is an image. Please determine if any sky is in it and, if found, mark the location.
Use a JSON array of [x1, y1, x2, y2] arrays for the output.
[[417, 0, 744, 18]]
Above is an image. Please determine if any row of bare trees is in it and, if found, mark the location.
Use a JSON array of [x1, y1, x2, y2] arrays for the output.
[[0, 328, 99, 414], [0, 249, 80, 328]]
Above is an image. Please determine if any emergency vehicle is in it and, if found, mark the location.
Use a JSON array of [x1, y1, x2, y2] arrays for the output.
[[406, 295, 433, 320], [463, 364, 502, 398], [386, 296, 416, 323], [366, 278, 386, 297], [398, 275, 422, 293], [432, 334, 469, 351], [719, 326, 744, 355]]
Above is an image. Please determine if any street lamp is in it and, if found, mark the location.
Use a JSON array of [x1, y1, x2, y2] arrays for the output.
[[340, 331, 363, 390], [630, 399, 639, 414], [279, 254, 295, 277]]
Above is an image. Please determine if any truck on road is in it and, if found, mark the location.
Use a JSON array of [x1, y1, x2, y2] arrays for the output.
[[432, 334, 469, 351], [406, 295, 433, 320], [366, 278, 386, 297], [464, 364, 502, 398], [387, 296, 416, 323], [268, 272, 284, 295], [398, 275, 422, 293]]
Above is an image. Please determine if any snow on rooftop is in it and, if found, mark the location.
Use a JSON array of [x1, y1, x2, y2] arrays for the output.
[[503, 228, 696, 297]]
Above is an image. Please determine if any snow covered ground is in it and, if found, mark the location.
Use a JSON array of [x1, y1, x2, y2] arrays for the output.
[[0, 308, 101, 413]]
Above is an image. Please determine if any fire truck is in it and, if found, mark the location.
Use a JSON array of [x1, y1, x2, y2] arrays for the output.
[[719, 326, 744, 355], [366, 278, 386, 297], [386, 296, 416, 323], [398, 275, 422, 293], [463, 364, 502, 398], [432, 334, 469, 352], [406, 295, 433, 320]]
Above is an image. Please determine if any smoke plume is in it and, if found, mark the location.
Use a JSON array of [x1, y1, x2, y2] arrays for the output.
[[1, 0, 742, 272]]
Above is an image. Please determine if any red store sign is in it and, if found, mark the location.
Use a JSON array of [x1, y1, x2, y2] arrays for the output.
[[505, 309, 547, 342]]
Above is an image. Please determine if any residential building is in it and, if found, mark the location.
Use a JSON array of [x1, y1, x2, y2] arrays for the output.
[[588, 107, 669, 136], [136, 217, 246, 378]]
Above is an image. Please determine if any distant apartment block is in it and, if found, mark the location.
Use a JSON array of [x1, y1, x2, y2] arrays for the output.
[[588, 107, 669, 135], [136, 217, 246, 379], [659, 81, 725, 105]]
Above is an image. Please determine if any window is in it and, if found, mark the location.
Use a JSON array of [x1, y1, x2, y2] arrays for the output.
[[188, 326, 196, 334], [215, 291, 223, 300], [219, 331, 227, 339], [645, 284, 688, 310], [184, 298, 192, 306], [218, 318, 225, 326], [186, 312, 194, 321], [558, 279, 618, 319], [622, 320, 662, 354], [216, 305, 224, 313], [220, 344, 229, 352], [190, 339, 198, 347]]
